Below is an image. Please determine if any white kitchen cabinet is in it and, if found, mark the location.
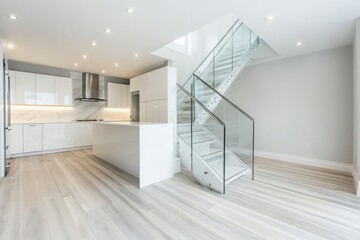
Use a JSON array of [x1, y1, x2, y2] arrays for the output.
[[55, 77, 73, 106], [140, 100, 167, 123], [130, 66, 176, 124], [140, 69, 168, 102], [10, 124, 23, 154], [23, 124, 43, 152], [36, 74, 55, 105], [75, 123, 93, 147], [108, 83, 130, 108], [15, 71, 36, 104], [9, 70, 16, 104], [43, 123, 75, 150]]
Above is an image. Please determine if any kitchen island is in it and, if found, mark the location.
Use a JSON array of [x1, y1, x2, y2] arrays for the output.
[[92, 121, 174, 187]]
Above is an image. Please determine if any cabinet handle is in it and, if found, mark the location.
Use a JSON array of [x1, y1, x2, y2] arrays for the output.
[[28, 125, 37, 127]]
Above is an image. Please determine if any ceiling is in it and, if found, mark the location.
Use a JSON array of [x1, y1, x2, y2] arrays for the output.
[[1, 0, 360, 78]]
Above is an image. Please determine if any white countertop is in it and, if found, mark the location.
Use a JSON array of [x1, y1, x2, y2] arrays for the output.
[[93, 121, 170, 127], [12, 120, 131, 124]]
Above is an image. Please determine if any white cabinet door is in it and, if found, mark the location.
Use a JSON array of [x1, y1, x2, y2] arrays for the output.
[[55, 77, 73, 106], [43, 123, 75, 150], [36, 74, 55, 105], [9, 70, 16, 104], [140, 102, 147, 122], [75, 123, 93, 147], [10, 124, 23, 154], [140, 100, 167, 123], [146, 100, 168, 123], [15, 71, 36, 105], [108, 83, 130, 108], [139, 68, 168, 102], [23, 124, 43, 152]]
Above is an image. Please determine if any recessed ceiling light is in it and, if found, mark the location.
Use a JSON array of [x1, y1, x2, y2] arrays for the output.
[[102, 70, 105, 73], [105, 28, 111, 33], [297, 41, 302, 46], [127, 8, 135, 14], [134, 53, 139, 58], [8, 14, 17, 20], [92, 42, 96, 46], [82, 55, 87, 59], [265, 15, 274, 21], [7, 44, 14, 49], [74, 63, 78, 67], [115, 63, 119, 67]]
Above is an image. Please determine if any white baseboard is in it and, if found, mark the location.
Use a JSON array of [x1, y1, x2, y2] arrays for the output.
[[11, 146, 92, 158], [255, 150, 353, 173], [255, 150, 360, 196]]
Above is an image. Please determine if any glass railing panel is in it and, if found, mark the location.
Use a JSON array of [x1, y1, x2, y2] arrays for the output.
[[180, 20, 258, 92], [177, 87, 192, 168], [213, 39, 234, 88], [198, 52, 215, 87], [177, 84, 226, 193], [193, 76, 254, 180]]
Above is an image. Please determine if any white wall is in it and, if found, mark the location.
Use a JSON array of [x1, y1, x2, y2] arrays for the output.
[[354, 18, 360, 196], [227, 46, 353, 165]]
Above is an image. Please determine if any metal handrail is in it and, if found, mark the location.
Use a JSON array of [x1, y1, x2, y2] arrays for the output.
[[180, 20, 243, 89], [177, 83, 225, 127], [192, 74, 254, 122]]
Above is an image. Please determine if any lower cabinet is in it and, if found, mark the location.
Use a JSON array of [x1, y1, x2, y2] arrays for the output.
[[10, 124, 23, 154], [10, 122, 94, 155], [23, 124, 43, 153], [43, 123, 75, 150], [75, 123, 93, 147]]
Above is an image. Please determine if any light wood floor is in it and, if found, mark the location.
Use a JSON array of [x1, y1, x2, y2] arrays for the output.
[[1, 150, 360, 240]]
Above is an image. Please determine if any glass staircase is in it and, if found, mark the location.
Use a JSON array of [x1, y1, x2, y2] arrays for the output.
[[177, 20, 260, 194]]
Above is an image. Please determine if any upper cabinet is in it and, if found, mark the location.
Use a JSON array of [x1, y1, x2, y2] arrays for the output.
[[130, 66, 177, 123], [107, 83, 130, 108], [55, 77, 73, 106], [36, 74, 55, 105], [10, 70, 73, 107], [15, 71, 36, 105]]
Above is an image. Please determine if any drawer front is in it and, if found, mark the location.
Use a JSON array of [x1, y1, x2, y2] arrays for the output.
[[23, 124, 43, 153], [43, 123, 75, 150], [10, 124, 23, 154], [75, 123, 93, 147]]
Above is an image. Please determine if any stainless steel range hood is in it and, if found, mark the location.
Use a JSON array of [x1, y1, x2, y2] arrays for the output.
[[75, 73, 105, 102]]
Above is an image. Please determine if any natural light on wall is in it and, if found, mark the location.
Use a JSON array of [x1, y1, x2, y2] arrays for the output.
[[166, 34, 192, 56]]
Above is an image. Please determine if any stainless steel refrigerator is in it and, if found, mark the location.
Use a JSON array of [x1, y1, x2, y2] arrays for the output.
[[0, 43, 11, 178]]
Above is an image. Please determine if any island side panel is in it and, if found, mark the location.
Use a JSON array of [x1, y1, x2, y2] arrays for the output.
[[93, 123, 140, 178], [139, 124, 174, 188]]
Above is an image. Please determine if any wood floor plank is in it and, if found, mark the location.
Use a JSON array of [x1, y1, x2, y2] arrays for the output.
[[1, 150, 360, 240]]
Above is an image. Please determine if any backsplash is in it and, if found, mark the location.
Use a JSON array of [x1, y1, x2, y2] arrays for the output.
[[11, 72, 130, 123]]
